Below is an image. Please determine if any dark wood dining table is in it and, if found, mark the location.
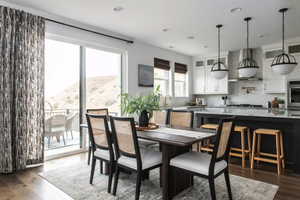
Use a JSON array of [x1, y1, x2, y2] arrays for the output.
[[81, 123, 216, 200]]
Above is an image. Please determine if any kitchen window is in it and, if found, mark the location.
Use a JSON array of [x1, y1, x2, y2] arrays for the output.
[[174, 63, 188, 97], [154, 58, 171, 96]]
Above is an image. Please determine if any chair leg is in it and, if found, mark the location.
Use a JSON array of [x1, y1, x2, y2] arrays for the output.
[[100, 160, 103, 174], [107, 162, 114, 193], [280, 132, 285, 169], [88, 146, 92, 165], [257, 134, 261, 165], [208, 177, 216, 200], [135, 172, 142, 200], [247, 129, 252, 161], [241, 131, 246, 168], [276, 134, 281, 175], [224, 169, 233, 200], [251, 132, 257, 170], [90, 157, 96, 184], [112, 166, 120, 196]]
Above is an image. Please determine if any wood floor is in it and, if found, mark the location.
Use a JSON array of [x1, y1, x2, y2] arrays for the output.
[[1, 153, 300, 200]]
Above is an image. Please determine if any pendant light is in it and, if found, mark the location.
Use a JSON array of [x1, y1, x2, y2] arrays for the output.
[[271, 8, 297, 75], [211, 24, 228, 80], [238, 17, 259, 78]]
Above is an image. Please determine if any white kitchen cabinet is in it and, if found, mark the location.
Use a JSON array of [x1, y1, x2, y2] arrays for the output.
[[193, 66, 205, 94], [205, 65, 228, 94], [263, 58, 287, 93], [286, 54, 300, 81]]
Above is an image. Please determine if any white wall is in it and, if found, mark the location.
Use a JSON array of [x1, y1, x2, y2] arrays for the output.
[[2, 1, 193, 106]]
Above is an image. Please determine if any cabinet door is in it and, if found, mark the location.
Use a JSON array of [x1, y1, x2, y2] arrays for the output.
[[205, 65, 228, 94], [286, 54, 300, 81], [263, 59, 286, 93], [193, 66, 205, 94]]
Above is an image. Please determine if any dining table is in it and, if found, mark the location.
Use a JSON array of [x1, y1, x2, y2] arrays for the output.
[[80, 123, 216, 200]]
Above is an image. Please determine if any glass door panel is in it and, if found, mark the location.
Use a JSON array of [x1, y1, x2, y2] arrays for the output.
[[44, 39, 80, 158]]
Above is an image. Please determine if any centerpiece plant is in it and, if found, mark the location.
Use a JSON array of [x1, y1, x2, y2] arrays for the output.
[[121, 86, 161, 127]]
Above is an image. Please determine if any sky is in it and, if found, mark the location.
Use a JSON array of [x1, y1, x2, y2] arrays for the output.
[[45, 39, 121, 97]]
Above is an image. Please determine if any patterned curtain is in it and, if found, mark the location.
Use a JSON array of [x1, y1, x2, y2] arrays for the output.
[[0, 6, 45, 173]]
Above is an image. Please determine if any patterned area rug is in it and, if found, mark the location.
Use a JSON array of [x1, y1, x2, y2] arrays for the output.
[[39, 163, 278, 200]]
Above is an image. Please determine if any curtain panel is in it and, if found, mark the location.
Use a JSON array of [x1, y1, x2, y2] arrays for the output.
[[0, 6, 45, 173]]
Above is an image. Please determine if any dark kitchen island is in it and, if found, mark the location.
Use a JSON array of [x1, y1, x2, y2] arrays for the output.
[[173, 107, 300, 174]]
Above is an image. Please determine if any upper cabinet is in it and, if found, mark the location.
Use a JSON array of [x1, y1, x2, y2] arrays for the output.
[[193, 56, 228, 95], [286, 43, 300, 80]]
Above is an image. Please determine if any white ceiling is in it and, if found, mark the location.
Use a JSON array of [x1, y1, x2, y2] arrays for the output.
[[6, 0, 300, 56]]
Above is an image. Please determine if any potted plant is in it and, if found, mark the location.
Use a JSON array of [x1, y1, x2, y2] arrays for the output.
[[121, 87, 161, 127]]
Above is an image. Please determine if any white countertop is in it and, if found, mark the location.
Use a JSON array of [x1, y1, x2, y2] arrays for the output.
[[172, 107, 300, 119]]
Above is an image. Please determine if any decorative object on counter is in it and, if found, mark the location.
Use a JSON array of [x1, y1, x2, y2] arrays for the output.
[[241, 86, 256, 94], [121, 86, 160, 127], [221, 96, 228, 106], [238, 17, 259, 78], [278, 99, 285, 109], [211, 24, 228, 80], [138, 64, 154, 87], [271, 8, 298, 75], [271, 97, 279, 109]]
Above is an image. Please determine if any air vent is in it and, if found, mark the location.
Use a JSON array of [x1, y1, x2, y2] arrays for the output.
[[265, 49, 282, 59], [289, 44, 300, 54], [195, 61, 204, 67]]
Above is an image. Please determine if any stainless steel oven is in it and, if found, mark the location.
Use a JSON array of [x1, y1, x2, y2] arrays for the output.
[[288, 81, 300, 109]]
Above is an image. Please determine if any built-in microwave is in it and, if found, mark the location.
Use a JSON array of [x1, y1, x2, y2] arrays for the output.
[[288, 81, 300, 109]]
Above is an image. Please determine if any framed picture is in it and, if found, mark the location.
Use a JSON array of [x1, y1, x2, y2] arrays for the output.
[[138, 64, 154, 87]]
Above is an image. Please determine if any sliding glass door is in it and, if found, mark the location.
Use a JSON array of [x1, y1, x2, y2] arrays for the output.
[[44, 38, 122, 159]]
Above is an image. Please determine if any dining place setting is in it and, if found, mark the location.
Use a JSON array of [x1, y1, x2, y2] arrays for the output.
[[81, 108, 235, 200]]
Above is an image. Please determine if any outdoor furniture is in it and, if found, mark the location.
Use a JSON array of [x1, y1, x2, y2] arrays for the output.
[[45, 114, 67, 147]]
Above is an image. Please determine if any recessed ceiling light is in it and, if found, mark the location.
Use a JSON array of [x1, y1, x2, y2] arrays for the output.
[[230, 7, 242, 13], [113, 6, 124, 12], [162, 28, 170, 32], [169, 45, 174, 49], [204, 45, 208, 49], [258, 34, 265, 38], [187, 36, 195, 39]]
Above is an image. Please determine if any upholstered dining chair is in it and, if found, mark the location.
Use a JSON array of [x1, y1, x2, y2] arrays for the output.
[[150, 110, 168, 126], [86, 108, 109, 166], [110, 117, 162, 200], [86, 113, 115, 193], [170, 118, 235, 200]]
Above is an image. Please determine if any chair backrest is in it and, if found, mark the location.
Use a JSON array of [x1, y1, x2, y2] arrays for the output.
[[209, 118, 235, 173], [110, 117, 142, 167], [86, 114, 114, 160], [87, 108, 109, 116], [150, 110, 168, 126], [169, 110, 193, 128]]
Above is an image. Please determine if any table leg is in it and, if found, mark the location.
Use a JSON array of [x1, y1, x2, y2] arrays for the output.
[[161, 144, 192, 200]]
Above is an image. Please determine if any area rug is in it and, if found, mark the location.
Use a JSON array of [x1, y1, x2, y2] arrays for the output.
[[39, 163, 278, 200]]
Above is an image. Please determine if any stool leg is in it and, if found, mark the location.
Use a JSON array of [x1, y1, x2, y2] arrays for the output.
[[280, 132, 285, 169], [276, 133, 281, 175], [241, 131, 246, 168], [251, 132, 257, 170], [257, 134, 261, 165], [247, 129, 252, 161]]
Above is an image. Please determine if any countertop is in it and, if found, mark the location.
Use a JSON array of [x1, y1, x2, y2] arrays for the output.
[[171, 106, 300, 119]]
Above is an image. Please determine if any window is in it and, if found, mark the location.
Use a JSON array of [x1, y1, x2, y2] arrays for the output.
[[174, 63, 188, 97], [154, 68, 170, 96], [154, 58, 170, 96]]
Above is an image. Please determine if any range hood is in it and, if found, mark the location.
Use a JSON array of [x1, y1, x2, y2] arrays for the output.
[[228, 49, 263, 82]]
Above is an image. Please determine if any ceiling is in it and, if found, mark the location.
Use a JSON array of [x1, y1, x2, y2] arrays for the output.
[[6, 0, 300, 56]]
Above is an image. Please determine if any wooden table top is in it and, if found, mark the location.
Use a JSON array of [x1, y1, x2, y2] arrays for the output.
[[137, 127, 215, 147]]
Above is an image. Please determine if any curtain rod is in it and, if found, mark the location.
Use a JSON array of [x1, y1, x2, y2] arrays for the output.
[[45, 18, 134, 44]]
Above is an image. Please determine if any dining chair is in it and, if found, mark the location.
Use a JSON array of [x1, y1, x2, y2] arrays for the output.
[[150, 110, 168, 126], [86, 108, 109, 166], [170, 118, 235, 200], [169, 110, 194, 128], [110, 117, 162, 200], [86, 113, 115, 193], [44, 114, 67, 147]]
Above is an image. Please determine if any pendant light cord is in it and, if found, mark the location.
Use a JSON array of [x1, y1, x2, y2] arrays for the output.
[[218, 26, 221, 69], [246, 18, 250, 59], [282, 10, 285, 53]]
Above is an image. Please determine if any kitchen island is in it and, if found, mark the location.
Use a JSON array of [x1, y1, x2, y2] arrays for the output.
[[173, 107, 300, 174]]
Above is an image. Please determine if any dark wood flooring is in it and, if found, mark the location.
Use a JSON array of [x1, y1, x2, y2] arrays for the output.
[[0, 153, 300, 200]]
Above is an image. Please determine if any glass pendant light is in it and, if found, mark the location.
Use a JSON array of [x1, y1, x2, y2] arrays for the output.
[[271, 8, 297, 75], [238, 17, 259, 78], [211, 24, 228, 80]]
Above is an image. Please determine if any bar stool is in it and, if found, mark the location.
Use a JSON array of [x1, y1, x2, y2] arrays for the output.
[[200, 124, 217, 152], [200, 123, 252, 168], [251, 129, 285, 175]]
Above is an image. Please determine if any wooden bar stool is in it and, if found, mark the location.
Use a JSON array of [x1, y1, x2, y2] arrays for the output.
[[251, 129, 285, 175], [200, 123, 252, 168]]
